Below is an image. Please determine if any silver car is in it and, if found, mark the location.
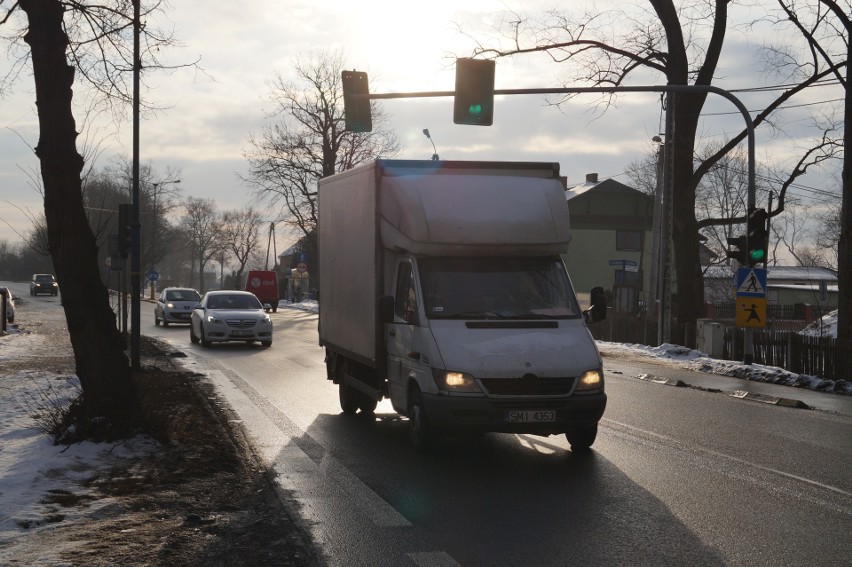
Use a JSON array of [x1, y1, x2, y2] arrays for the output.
[[0, 286, 15, 323], [155, 287, 201, 326], [190, 290, 273, 347]]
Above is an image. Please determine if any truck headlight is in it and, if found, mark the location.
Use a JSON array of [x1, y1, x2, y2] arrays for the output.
[[433, 370, 481, 393], [576, 369, 604, 392]]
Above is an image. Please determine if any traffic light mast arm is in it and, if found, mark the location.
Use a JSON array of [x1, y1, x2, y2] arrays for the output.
[[345, 75, 757, 219]]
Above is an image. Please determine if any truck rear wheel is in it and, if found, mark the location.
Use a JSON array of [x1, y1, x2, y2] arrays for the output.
[[358, 396, 378, 414], [565, 424, 598, 452], [339, 382, 359, 414], [408, 388, 432, 452]]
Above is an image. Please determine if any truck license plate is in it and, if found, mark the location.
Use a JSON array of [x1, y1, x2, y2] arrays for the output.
[[506, 410, 555, 423]]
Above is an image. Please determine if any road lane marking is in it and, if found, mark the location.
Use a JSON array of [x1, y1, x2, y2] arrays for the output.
[[603, 418, 852, 502], [204, 368, 412, 527], [408, 551, 463, 566]]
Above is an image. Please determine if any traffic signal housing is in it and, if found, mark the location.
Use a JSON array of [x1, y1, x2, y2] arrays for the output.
[[118, 203, 131, 258], [726, 235, 748, 266], [746, 208, 768, 266], [453, 58, 495, 126], [341, 70, 372, 132]]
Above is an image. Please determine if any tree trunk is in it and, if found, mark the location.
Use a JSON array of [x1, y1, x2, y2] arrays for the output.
[[836, 40, 851, 349], [21, 0, 138, 425]]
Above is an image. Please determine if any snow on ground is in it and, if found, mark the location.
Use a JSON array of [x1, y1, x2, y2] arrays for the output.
[[0, 328, 159, 551], [0, 302, 847, 552]]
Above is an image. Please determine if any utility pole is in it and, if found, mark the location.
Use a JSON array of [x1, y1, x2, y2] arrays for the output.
[[130, 0, 141, 370]]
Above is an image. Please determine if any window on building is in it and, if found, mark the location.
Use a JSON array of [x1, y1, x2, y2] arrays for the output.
[[616, 230, 643, 251]]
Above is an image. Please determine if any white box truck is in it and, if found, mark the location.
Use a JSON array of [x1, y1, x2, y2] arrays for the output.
[[318, 160, 607, 451]]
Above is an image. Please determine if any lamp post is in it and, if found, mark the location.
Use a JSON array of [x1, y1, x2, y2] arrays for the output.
[[149, 179, 180, 299]]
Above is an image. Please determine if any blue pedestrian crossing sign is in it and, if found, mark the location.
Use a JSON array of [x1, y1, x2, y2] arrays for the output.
[[736, 267, 766, 298]]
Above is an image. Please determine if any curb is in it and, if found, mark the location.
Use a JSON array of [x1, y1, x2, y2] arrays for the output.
[[636, 373, 688, 387], [728, 390, 810, 409], [634, 373, 809, 410]]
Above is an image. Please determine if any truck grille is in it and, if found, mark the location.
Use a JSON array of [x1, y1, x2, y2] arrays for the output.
[[226, 319, 256, 329], [480, 375, 576, 396]]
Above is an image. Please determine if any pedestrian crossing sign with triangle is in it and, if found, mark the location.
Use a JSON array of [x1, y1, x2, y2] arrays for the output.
[[736, 267, 766, 298]]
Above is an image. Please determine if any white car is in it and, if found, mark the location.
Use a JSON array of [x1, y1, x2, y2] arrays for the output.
[[155, 287, 201, 326], [0, 286, 15, 323], [190, 290, 273, 348]]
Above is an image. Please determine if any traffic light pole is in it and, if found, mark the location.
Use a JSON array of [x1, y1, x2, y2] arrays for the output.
[[355, 80, 758, 361]]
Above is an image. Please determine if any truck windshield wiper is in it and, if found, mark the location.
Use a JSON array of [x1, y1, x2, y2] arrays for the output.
[[443, 311, 504, 319]]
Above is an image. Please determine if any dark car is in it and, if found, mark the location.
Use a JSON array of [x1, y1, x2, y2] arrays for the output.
[[30, 274, 59, 296]]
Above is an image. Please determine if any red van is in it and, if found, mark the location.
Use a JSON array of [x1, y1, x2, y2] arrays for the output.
[[244, 270, 279, 312]]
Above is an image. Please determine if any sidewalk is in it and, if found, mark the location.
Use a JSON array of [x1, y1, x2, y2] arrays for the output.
[[599, 342, 852, 416]]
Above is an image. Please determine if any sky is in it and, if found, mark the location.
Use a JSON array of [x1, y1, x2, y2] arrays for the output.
[[0, 1, 844, 254], [0, 302, 847, 561]]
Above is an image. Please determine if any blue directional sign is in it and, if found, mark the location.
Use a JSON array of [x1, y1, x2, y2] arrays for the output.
[[147, 270, 159, 282], [736, 267, 766, 298]]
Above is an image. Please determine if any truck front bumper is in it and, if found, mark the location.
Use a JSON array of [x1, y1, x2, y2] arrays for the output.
[[421, 391, 606, 435]]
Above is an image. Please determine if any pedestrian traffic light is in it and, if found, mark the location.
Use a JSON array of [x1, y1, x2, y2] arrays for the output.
[[746, 208, 768, 266], [726, 235, 748, 265], [341, 70, 372, 132], [118, 203, 131, 258], [453, 58, 495, 126]]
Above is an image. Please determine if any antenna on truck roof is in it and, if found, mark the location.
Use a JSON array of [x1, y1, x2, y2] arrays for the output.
[[422, 129, 439, 161]]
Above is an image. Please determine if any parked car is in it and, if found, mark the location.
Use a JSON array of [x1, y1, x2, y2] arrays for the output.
[[154, 287, 201, 327], [190, 290, 273, 348], [0, 286, 15, 323], [30, 273, 59, 296]]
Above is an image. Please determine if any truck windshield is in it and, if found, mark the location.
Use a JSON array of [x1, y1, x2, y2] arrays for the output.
[[419, 257, 581, 320]]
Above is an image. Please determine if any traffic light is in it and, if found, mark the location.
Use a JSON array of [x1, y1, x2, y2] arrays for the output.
[[118, 203, 131, 258], [746, 208, 768, 266], [453, 58, 495, 126], [341, 70, 372, 132], [726, 235, 748, 265]]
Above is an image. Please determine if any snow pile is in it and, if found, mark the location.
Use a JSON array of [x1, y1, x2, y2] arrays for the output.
[[799, 309, 838, 338], [0, 332, 159, 548], [599, 341, 851, 395]]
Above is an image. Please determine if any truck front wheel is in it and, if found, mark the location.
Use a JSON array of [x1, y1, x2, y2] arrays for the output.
[[407, 388, 432, 452], [565, 424, 598, 452]]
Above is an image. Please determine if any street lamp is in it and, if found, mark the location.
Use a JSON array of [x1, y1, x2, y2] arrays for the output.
[[149, 179, 180, 299]]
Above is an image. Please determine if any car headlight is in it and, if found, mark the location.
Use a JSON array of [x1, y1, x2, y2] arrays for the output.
[[432, 370, 481, 393], [206, 315, 222, 325], [166, 302, 175, 309], [576, 369, 604, 392], [262, 314, 272, 324]]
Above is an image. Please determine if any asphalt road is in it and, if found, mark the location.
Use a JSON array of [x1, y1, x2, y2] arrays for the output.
[[9, 286, 852, 566], [147, 305, 852, 567]]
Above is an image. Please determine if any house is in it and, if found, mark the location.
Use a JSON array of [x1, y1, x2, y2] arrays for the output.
[[562, 173, 656, 313], [703, 265, 838, 315]]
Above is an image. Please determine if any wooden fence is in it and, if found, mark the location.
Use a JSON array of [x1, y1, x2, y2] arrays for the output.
[[589, 310, 847, 383]]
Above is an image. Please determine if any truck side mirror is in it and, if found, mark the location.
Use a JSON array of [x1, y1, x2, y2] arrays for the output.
[[585, 286, 607, 323], [378, 295, 395, 324]]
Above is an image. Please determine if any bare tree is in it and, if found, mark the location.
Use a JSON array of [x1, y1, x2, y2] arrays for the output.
[[469, 0, 843, 340], [767, 0, 849, 344], [0, 1, 189, 427], [243, 49, 400, 251], [180, 197, 224, 293], [221, 207, 265, 289]]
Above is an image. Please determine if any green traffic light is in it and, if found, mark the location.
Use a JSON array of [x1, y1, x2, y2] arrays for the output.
[[468, 103, 483, 116], [750, 249, 765, 261]]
